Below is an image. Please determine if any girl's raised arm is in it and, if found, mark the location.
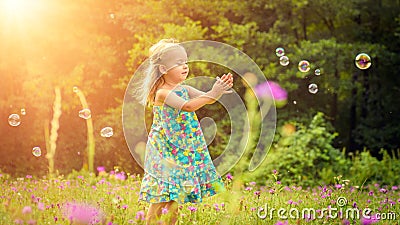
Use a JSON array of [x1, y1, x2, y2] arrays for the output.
[[181, 85, 206, 99], [156, 74, 233, 112], [156, 88, 219, 112], [182, 73, 234, 99]]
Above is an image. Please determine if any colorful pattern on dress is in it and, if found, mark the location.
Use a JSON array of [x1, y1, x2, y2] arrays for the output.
[[139, 86, 225, 204]]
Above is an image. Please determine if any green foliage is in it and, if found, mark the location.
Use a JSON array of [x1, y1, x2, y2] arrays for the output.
[[238, 111, 400, 187], [0, 0, 399, 181], [1, 170, 399, 224], [347, 150, 380, 186], [348, 149, 400, 186], [241, 112, 347, 186]]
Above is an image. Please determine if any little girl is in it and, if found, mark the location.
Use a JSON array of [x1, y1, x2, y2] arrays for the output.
[[137, 39, 233, 225]]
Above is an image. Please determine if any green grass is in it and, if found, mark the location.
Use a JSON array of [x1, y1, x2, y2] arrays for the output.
[[0, 170, 398, 225]]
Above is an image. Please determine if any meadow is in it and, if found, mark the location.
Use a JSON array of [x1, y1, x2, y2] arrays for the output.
[[1, 169, 398, 225], [0, 1, 399, 225]]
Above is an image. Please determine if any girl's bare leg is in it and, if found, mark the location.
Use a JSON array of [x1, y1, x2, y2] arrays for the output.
[[164, 200, 179, 225], [146, 202, 166, 225]]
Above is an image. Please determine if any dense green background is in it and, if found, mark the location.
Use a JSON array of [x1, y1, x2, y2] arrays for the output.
[[0, 0, 399, 184]]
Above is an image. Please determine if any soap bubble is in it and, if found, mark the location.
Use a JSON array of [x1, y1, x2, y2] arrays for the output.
[[73, 86, 79, 93], [308, 83, 318, 94], [100, 127, 113, 137], [20, 108, 26, 115], [279, 56, 289, 66], [315, 68, 321, 76], [355, 53, 371, 70], [275, 47, 285, 57], [8, 114, 21, 126], [182, 180, 195, 193], [32, 147, 42, 157], [298, 60, 311, 73], [78, 109, 91, 119]]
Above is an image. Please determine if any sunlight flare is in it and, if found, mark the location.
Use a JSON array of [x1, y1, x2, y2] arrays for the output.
[[1, 0, 45, 20]]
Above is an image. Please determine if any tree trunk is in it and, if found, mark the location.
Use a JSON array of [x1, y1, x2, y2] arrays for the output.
[[361, 70, 369, 119], [349, 72, 358, 152]]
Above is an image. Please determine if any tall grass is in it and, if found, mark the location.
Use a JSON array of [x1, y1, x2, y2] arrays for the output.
[[0, 168, 398, 225]]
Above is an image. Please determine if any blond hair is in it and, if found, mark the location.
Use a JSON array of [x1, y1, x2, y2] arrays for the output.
[[136, 38, 183, 106]]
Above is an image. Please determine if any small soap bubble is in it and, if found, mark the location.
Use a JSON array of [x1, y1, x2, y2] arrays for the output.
[[109, 13, 115, 19], [355, 53, 371, 70], [100, 127, 113, 137], [182, 180, 195, 193], [315, 68, 321, 76], [308, 83, 318, 94], [78, 109, 91, 119], [298, 60, 311, 73], [293, 100, 297, 105], [279, 56, 290, 66], [8, 114, 21, 126], [275, 47, 285, 57], [20, 108, 26, 115], [32, 147, 41, 157], [73, 86, 79, 93]]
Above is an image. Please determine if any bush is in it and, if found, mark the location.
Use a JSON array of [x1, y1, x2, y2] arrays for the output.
[[348, 149, 400, 186], [241, 112, 349, 186]]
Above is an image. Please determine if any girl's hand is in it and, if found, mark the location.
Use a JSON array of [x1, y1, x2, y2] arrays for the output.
[[216, 73, 234, 93], [206, 72, 234, 102], [212, 76, 229, 94]]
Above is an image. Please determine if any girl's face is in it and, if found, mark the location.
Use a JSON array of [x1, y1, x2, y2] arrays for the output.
[[160, 47, 189, 83]]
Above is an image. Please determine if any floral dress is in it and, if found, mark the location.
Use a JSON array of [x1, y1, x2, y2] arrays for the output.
[[139, 86, 225, 204]]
